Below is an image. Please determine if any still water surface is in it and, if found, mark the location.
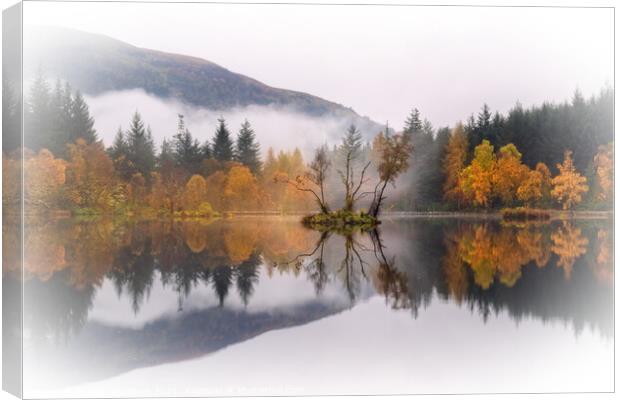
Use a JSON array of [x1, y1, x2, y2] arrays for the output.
[[7, 215, 613, 397]]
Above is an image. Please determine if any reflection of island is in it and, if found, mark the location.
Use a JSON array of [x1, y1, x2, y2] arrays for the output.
[[7, 216, 612, 389]]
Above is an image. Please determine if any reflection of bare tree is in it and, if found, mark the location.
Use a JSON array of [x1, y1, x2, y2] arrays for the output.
[[369, 229, 410, 310]]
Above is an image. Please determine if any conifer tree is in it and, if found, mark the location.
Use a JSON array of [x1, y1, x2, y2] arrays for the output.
[[109, 127, 132, 181], [25, 68, 51, 151], [235, 119, 262, 174], [403, 108, 423, 136], [172, 114, 202, 174], [338, 124, 364, 211], [126, 111, 156, 183], [212, 117, 234, 162], [69, 90, 98, 144]]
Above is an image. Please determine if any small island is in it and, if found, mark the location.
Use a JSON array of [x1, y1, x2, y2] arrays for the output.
[[282, 124, 413, 231]]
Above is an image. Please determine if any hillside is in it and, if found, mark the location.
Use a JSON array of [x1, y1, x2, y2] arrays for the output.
[[24, 26, 382, 133]]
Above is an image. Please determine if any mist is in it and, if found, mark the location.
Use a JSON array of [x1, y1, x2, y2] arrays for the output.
[[85, 89, 376, 158]]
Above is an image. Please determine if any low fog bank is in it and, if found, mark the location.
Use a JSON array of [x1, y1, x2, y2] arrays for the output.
[[85, 89, 382, 157]]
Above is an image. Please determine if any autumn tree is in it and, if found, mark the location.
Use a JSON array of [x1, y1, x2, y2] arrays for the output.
[[368, 128, 413, 218], [443, 122, 468, 206], [493, 143, 528, 205], [535, 162, 553, 205], [182, 174, 208, 211], [205, 171, 227, 211], [235, 119, 262, 174], [551, 150, 589, 210], [306, 145, 332, 213], [23, 149, 66, 209], [459, 139, 496, 207], [224, 165, 264, 210], [65, 139, 116, 211], [593, 142, 613, 204], [516, 162, 552, 207]]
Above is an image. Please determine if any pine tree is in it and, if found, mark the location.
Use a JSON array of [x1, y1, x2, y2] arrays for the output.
[[126, 111, 156, 183], [235, 119, 262, 174], [69, 90, 98, 144], [109, 127, 132, 181], [212, 117, 234, 162], [25, 68, 51, 151], [172, 114, 202, 174], [338, 124, 364, 211], [2, 77, 20, 152], [403, 108, 423, 136], [48, 79, 71, 155], [158, 138, 176, 169]]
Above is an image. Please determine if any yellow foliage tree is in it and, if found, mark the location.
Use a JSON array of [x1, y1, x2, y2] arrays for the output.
[[493, 143, 528, 205], [593, 142, 613, 204], [459, 139, 496, 207], [442, 122, 468, 205], [223, 165, 264, 211], [23, 149, 67, 210], [205, 171, 227, 211], [65, 139, 116, 210], [551, 150, 588, 210], [182, 174, 208, 211], [517, 169, 543, 206]]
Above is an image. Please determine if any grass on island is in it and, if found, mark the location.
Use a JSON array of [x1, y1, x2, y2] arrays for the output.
[[501, 207, 551, 221], [302, 210, 379, 233]]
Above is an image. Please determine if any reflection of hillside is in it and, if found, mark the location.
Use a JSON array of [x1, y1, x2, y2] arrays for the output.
[[28, 299, 348, 389], [20, 218, 321, 341], [18, 217, 613, 342]]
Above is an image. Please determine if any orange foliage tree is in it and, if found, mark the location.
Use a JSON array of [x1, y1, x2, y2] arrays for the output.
[[459, 139, 496, 207], [223, 165, 265, 211], [23, 149, 66, 210], [551, 150, 588, 210], [493, 143, 528, 205], [593, 142, 613, 204], [442, 122, 468, 206], [65, 139, 116, 211]]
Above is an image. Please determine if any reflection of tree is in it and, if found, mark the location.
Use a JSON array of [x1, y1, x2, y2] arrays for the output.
[[236, 252, 261, 306], [304, 233, 330, 296], [591, 229, 613, 284], [211, 265, 233, 306], [370, 229, 410, 310], [20, 217, 612, 343], [445, 223, 559, 289], [109, 238, 156, 314], [442, 231, 468, 304], [550, 222, 589, 279]]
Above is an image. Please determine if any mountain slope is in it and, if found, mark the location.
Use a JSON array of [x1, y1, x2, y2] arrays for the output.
[[25, 26, 381, 131]]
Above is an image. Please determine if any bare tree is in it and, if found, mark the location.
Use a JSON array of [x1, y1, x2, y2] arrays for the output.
[[368, 129, 413, 218], [307, 145, 332, 213]]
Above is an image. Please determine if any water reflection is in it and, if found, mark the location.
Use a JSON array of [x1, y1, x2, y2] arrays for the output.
[[5, 216, 612, 390]]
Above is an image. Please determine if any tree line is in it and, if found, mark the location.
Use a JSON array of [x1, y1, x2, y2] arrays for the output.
[[2, 72, 613, 215], [397, 88, 613, 211]]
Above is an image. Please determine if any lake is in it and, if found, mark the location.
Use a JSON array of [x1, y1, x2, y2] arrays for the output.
[[6, 215, 613, 397]]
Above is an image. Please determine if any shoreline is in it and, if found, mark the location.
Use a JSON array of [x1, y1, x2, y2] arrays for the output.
[[10, 209, 613, 220]]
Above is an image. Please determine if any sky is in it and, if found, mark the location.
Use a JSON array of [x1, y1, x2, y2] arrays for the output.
[[22, 0, 613, 130]]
